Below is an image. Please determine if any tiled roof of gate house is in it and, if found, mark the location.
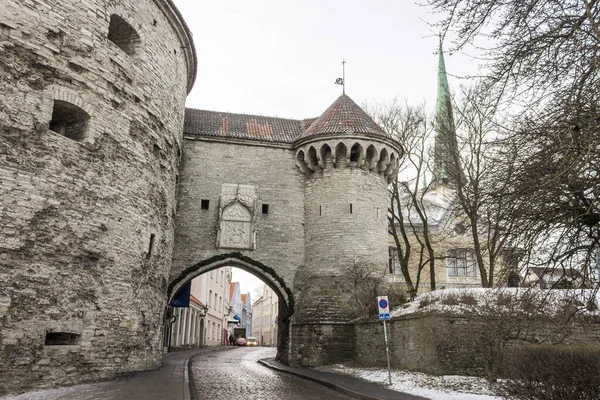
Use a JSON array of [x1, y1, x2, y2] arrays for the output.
[[184, 109, 311, 143], [184, 94, 388, 143]]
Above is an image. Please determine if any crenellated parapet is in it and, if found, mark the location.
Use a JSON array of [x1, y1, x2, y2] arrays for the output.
[[294, 135, 401, 182]]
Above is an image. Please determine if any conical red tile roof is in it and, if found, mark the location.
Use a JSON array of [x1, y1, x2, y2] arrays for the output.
[[302, 94, 388, 138]]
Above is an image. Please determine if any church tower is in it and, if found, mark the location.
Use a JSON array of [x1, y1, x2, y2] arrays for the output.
[[292, 94, 402, 365], [433, 38, 460, 186]]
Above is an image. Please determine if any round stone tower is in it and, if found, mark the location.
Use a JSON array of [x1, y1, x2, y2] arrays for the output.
[[0, 0, 195, 393], [292, 94, 401, 366]]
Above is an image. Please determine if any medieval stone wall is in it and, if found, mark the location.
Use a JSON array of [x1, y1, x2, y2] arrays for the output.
[[172, 138, 306, 293], [355, 313, 600, 376], [0, 0, 191, 393]]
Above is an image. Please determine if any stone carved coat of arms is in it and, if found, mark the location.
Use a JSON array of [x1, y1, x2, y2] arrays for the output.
[[216, 184, 257, 250]]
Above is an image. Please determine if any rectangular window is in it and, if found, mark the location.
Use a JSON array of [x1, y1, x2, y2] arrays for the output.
[[214, 293, 218, 311], [201, 199, 209, 210], [220, 271, 224, 286], [350, 203, 353, 214], [447, 249, 477, 277], [45, 332, 80, 346], [262, 204, 269, 214], [209, 290, 212, 307], [388, 246, 398, 274]]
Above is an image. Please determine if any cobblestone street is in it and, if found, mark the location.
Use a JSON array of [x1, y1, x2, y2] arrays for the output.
[[191, 347, 353, 400]]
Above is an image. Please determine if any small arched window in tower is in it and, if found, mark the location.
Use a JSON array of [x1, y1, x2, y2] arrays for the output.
[[350, 143, 362, 165], [364, 144, 377, 171], [107, 14, 141, 57], [321, 144, 333, 169], [377, 148, 389, 174], [296, 150, 309, 173], [49, 100, 91, 142], [335, 142, 347, 168], [307, 146, 319, 171]]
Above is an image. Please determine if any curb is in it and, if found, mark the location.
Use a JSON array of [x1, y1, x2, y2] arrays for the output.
[[258, 358, 384, 400]]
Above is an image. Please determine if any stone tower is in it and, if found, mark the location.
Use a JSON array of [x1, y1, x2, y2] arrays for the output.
[[0, 0, 195, 393], [292, 94, 402, 365]]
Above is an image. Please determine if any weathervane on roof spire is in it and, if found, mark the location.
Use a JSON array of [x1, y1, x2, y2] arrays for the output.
[[334, 59, 346, 94]]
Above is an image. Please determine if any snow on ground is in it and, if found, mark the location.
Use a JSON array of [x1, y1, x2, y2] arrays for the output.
[[328, 364, 503, 400]]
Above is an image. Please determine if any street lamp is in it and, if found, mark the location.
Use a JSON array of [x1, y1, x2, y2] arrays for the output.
[[199, 305, 209, 317]]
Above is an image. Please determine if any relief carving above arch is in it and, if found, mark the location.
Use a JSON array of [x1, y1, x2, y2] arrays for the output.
[[216, 184, 257, 250]]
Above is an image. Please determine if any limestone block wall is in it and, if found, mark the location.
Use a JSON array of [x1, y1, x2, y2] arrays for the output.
[[0, 0, 192, 394], [172, 138, 305, 294], [355, 313, 600, 376]]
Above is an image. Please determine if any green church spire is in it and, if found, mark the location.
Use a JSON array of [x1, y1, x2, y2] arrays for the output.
[[433, 37, 459, 186]]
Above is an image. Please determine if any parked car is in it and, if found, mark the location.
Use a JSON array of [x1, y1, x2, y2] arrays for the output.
[[245, 337, 258, 347], [234, 337, 246, 346]]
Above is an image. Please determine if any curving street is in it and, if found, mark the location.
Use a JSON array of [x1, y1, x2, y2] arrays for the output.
[[190, 347, 354, 400]]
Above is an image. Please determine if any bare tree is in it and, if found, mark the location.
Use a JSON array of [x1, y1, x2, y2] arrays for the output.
[[426, 0, 600, 287], [367, 100, 448, 292], [446, 86, 523, 287]]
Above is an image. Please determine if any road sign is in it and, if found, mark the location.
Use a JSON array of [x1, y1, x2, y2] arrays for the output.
[[377, 296, 393, 385], [377, 296, 390, 320]]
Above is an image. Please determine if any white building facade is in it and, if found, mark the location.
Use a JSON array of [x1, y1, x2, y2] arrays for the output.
[[169, 266, 232, 348], [251, 285, 279, 346]]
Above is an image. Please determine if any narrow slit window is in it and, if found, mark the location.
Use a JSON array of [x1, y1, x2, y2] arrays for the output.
[[350, 204, 353, 214], [45, 332, 80, 346], [201, 199, 209, 210], [262, 204, 269, 214], [146, 233, 155, 259], [319, 205, 322, 216]]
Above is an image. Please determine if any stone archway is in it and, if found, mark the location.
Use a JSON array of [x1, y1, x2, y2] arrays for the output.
[[168, 252, 294, 362]]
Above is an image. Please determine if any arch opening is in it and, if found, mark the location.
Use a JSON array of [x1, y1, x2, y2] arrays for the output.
[[335, 142, 347, 168], [349, 143, 362, 166], [364, 144, 377, 171], [167, 253, 293, 362], [320, 144, 333, 169], [306, 146, 319, 171]]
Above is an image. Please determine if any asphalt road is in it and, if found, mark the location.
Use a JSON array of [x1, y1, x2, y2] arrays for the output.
[[190, 347, 354, 400]]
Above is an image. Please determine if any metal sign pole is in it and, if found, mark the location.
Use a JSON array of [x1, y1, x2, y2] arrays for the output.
[[382, 320, 392, 386], [377, 296, 392, 386]]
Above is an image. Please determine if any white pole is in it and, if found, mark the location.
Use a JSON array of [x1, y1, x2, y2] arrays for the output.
[[382, 320, 392, 386]]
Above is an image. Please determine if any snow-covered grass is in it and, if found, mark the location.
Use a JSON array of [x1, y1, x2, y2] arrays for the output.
[[392, 287, 600, 318], [328, 364, 503, 400]]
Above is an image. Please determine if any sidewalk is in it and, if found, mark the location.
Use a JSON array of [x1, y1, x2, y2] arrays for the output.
[[258, 358, 428, 400], [0, 347, 227, 400], [2, 349, 427, 400]]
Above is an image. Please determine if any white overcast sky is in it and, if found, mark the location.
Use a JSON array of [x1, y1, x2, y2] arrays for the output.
[[173, 0, 480, 119]]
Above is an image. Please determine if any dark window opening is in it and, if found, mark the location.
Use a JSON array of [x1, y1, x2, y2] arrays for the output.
[[350, 204, 353, 214], [350, 143, 361, 163], [107, 14, 141, 57], [319, 205, 322, 216], [262, 204, 269, 214], [45, 332, 80, 346], [49, 100, 90, 141], [146, 233, 155, 259], [201, 199, 209, 210]]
